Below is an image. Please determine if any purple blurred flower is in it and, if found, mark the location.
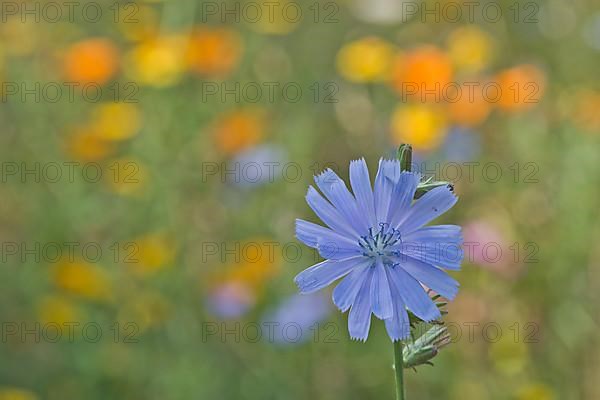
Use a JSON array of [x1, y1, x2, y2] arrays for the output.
[[441, 128, 481, 162], [262, 293, 331, 345], [231, 144, 287, 188], [207, 282, 255, 319]]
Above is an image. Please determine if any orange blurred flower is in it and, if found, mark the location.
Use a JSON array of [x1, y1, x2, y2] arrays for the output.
[[573, 90, 600, 132], [391, 46, 453, 101], [494, 64, 546, 112], [186, 28, 242, 77], [64, 127, 117, 162], [446, 82, 492, 126], [53, 260, 112, 301], [63, 38, 119, 85], [336, 36, 395, 83], [213, 108, 266, 155], [211, 239, 281, 291]]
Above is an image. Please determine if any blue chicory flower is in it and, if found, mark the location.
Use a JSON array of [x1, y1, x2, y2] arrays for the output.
[[294, 158, 463, 341]]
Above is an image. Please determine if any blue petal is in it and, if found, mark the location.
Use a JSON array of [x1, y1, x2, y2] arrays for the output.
[[399, 244, 463, 271], [349, 159, 376, 229], [395, 255, 459, 300], [306, 186, 357, 237], [295, 219, 330, 248], [374, 159, 401, 224], [314, 169, 366, 234], [387, 264, 441, 321], [348, 268, 374, 341], [403, 225, 463, 243], [294, 256, 363, 294], [316, 236, 362, 260], [332, 262, 372, 312], [387, 172, 420, 228], [371, 259, 393, 319], [384, 277, 411, 341], [399, 225, 464, 270], [397, 186, 458, 234], [296, 218, 360, 254]]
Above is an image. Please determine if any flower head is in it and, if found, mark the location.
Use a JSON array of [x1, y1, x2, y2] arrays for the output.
[[336, 36, 394, 83], [294, 159, 463, 341], [63, 38, 119, 85]]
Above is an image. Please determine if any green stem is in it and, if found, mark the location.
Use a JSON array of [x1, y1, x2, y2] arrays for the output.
[[393, 340, 406, 400]]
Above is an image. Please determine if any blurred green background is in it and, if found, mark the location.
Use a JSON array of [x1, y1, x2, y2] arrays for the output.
[[1, 0, 599, 399]]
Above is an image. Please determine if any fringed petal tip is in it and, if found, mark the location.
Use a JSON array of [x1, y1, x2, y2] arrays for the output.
[[440, 282, 460, 301], [349, 335, 369, 343], [421, 311, 442, 324], [292, 275, 308, 293], [389, 333, 411, 343], [293, 273, 318, 294], [314, 168, 337, 184], [350, 157, 367, 164]]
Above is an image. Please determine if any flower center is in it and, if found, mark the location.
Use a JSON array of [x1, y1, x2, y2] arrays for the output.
[[358, 223, 402, 259]]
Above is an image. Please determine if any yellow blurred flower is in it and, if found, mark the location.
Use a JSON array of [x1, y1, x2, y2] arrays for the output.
[[0, 388, 38, 400], [391, 46, 454, 100], [451, 381, 488, 400], [447, 27, 494, 73], [213, 108, 266, 155], [63, 38, 119, 85], [127, 35, 186, 87], [488, 334, 529, 375], [494, 64, 546, 112], [118, 291, 170, 332], [126, 233, 176, 276], [90, 103, 142, 141], [0, 20, 38, 56], [37, 295, 81, 325], [53, 260, 112, 301], [248, 0, 298, 35], [573, 90, 600, 132], [186, 27, 242, 77], [64, 127, 117, 162], [336, 36, 395, 83], [216, 239, 281, 292], [104, 158, 148, 196], [517, 383, 555, 400], [446, 82, 492, 126], [118, 5, 160, 42], [390, 104, 448, 151]]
